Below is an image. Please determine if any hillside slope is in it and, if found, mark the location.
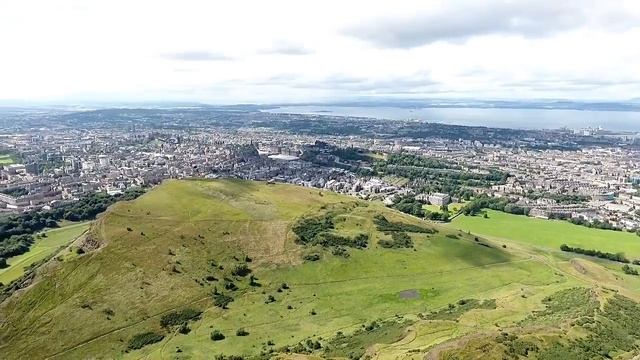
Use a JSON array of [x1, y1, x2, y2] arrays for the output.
[[1, 180, 639, 359]]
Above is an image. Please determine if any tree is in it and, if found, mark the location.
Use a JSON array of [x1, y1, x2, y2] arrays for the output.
[[0, 257, 7, 269]]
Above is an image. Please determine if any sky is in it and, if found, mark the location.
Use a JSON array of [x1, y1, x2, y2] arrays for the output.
[[1, 0, 640, 104]]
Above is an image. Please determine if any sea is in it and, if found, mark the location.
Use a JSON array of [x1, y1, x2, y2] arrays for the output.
[[264, 106, 640, 132]]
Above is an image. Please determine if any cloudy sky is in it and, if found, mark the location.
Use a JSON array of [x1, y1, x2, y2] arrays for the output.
[[1, 0, 639, 104]]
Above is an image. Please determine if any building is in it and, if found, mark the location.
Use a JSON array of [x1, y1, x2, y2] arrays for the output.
[[429, 193, 451, 206]]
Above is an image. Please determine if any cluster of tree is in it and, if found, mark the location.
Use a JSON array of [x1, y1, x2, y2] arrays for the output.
[[382, 153, 458, 170], [372, 154, 508, 201], [390, 196, 424, 217], [0, 234, 34, 258], [560, 244, 629, 263], [424, 210, 449, 222], [0, 188, 146, 259], [622, 264, 639, 276], [127, 332, 164, 350], [462, 195, 529, 216], [378, 232, 413, 249], [0, 187, 29, 197], [376, 153, 507, 184], [159, 308, 202, 328], [292, 214, 335, 243], [293, 215, 368, 249], [0, 188, 144, 242], [373, 214, 436, 234]]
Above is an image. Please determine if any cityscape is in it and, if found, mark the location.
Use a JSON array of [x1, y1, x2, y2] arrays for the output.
[[3, 107, 640, 231], [4, 1, 640, 359]]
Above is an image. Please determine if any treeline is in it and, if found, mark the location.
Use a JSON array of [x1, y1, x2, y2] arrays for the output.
[[388, 196, 450, 221], [560, 244, 630, 263], [462, 195, 529, 216], [564, 216, 620, 231], [292, 214, 368, 249], [0, 188, 145, 259]]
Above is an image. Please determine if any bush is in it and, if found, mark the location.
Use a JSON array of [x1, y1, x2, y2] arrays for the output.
[[236, 328, 249, 336], [373, 215, 436, 234], [293, 215, 368, 249], [160, 308, 202, 327], [127, 332, 164, 350], [213, 292, 234, 309], [231, 264, 251, 277], [178, 322, 191, 334], [303, 253, 321, 261], [622, 264, 639, 275], [211, 330, 225, 341], [378, 232, 413, 249]]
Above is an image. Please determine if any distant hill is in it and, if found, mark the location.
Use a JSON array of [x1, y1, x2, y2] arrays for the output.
[[2, 179, 640, 359]]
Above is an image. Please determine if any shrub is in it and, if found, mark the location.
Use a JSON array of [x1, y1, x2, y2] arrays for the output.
[[249, 275, 260, 287], [224, 281, 238, 291], [303, 253, 321, 261], [378, 232, 413, 249], [160, 308, 202, 327], [622, 264, 639, 275], [213, 292, 234, 309], [127, 332, 164, 350], [211, 330, 225, 341], [178, 323, 191, 334], [236, 328, 249, 336], [231, 264, 251, 277], [373, 214, 436, 234]]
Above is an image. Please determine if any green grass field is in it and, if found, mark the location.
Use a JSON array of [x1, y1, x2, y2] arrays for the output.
[[0, 222, 90, 285], [0, 154, 15, 165], [1, 181, 640, 359], [450, 209, 640, 259], [423, 202, 465, 214]]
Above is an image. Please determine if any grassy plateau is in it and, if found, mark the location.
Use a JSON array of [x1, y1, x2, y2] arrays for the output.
[[0, 180, 639, 359]]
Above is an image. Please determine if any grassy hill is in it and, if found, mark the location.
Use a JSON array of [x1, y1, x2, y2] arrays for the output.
[[1, 180, 640, 359]]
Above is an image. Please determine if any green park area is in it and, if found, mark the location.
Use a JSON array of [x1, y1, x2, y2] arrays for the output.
[[0, 221, 90, 285]]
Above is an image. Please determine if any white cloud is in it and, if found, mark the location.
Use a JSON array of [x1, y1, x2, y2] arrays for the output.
[[0, 0, 639, 103]]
